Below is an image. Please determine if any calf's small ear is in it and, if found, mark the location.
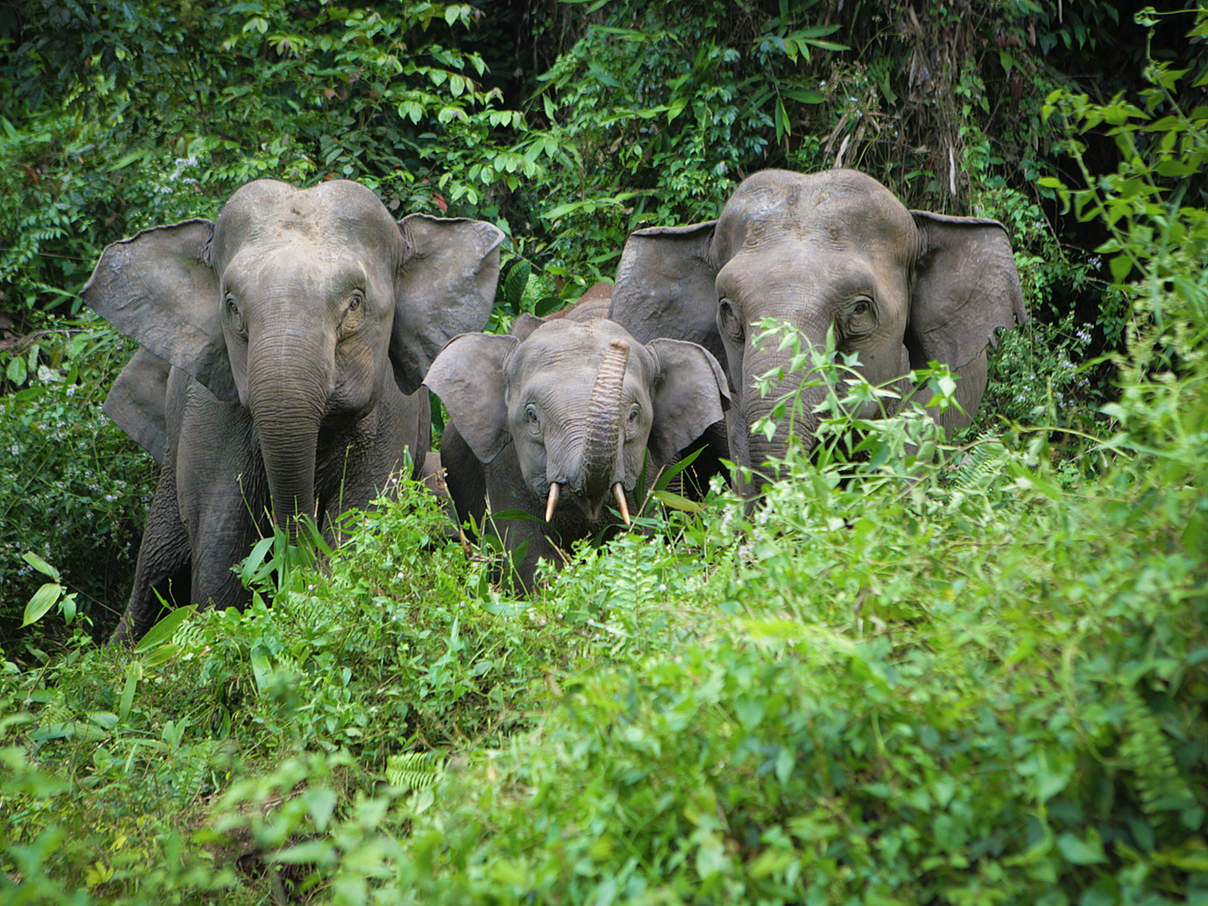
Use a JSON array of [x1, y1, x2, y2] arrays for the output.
[[509, 313, 546, 341], [424, 333, 518, 464], [103, 349, 173, 465], [645, 338, 731, 464]]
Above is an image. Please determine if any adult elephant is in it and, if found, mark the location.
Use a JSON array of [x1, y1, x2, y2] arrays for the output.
[[84, 178, 503, 643], [609, 168, 1027, 491], [425, 303, 729, 589]]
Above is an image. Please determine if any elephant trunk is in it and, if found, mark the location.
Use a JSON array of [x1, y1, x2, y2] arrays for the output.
[[742, 366, 826, 491], [247, 332, 331, 537], [579, 339, 630, 502]]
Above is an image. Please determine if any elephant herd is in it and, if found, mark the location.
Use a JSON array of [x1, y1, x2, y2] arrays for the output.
[[83, 170, 1026, 644]]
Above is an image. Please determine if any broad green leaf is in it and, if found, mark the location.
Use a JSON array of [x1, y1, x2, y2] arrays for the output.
[[651, 489, 703, 513], [250, 645, 272, 696], [783, 88, 825, 104], [88, 711, 119, 730], [504, 259, 530, 308], [274, 839, 334, 865], [22, 551, 60, 580], [240, 536, 276, 584], [653, 445, 704, 492], [1057, 831, 1107, 865], [22, 583, 62, 627], [303, 787, 338, 832], [108, 149, 147, 171], [118, 661, 141, 722], [1109, 253, 1133, 284], [134, 605, 196, 655], [775, 97, 789, 141]]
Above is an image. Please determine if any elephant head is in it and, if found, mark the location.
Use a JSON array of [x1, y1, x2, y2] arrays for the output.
[[83, 178, 503, 531], [609, 168, 1027, 489], [425, 316, 729, 528]]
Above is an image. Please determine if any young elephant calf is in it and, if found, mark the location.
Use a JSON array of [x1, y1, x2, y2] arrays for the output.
[[425, 308, 729, 588]]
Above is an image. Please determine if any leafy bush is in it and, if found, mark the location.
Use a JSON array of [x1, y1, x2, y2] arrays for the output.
[[0, 328, 153, 647]]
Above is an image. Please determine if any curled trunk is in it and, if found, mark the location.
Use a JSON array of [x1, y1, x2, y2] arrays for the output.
[[580, 339, 630, 499]]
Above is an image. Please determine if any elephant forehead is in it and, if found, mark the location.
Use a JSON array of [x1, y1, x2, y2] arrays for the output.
[[513, 320, 654, 373], [513, 369, 651, 420], [224, 242, 371, 291], [213, 179, 399, 264], [717, 169, 914, 257]]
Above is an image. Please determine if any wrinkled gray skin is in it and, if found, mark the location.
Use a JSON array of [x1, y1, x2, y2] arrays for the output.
[[84, 179, 502, 643], [425, 304, 729, 589], [609, 168, 1027, 492]]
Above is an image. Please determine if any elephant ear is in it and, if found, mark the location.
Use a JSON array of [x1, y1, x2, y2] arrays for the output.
[[610, 222, 724, 364], [907, 212, 1028, 371], [645, 338, 731, 464], [103, 348, 173, 465], [424, 333, 518, 464], [391, 214, 505, 395], [81, 219, 237, 401], [509, 313, 546, 341]]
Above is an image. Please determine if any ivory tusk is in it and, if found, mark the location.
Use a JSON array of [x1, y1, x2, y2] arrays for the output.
[[545, 482, 560, 522], [613, 482, 631, 526]]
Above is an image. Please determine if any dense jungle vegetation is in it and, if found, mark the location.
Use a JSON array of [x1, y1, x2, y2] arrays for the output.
[[2, 0, 1206, 902]]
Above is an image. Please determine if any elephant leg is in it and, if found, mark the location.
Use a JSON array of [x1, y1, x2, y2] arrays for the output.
[[440, 420, 488, 535], [175, 394, 266, 613], [482, 458, 564, 591], [313, 387, 429, 544], [110, 461, 191, 645], [184, 458, 269, 613]]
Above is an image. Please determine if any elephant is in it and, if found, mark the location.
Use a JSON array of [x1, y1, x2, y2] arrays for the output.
[[83, 178, 503, 643], [608, 168, 1027, 491], [424, 302, 729, 589]]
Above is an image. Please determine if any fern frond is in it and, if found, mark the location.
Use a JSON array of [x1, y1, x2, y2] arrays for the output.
[[953, 439, 1009, 493], [386, 750, 443, 793], [1118, 684, 1192, 822]]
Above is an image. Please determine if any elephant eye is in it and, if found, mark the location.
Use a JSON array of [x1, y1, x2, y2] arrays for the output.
[[525, 404, 540, 426], [224, 293, 247, 335], [627, 403, 640, 424], [718, 297, 744, 342], [843, 297, 876, 336], [347, 290, 363, 312]]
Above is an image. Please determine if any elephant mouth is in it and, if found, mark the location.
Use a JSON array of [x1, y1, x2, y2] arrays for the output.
[[544, 480, 631, 525]]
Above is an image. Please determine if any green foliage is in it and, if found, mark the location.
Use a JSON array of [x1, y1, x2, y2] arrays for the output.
[[0, 0, 525, 325], [519, 1, 850, 276], [0, 328, 154, 646]]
